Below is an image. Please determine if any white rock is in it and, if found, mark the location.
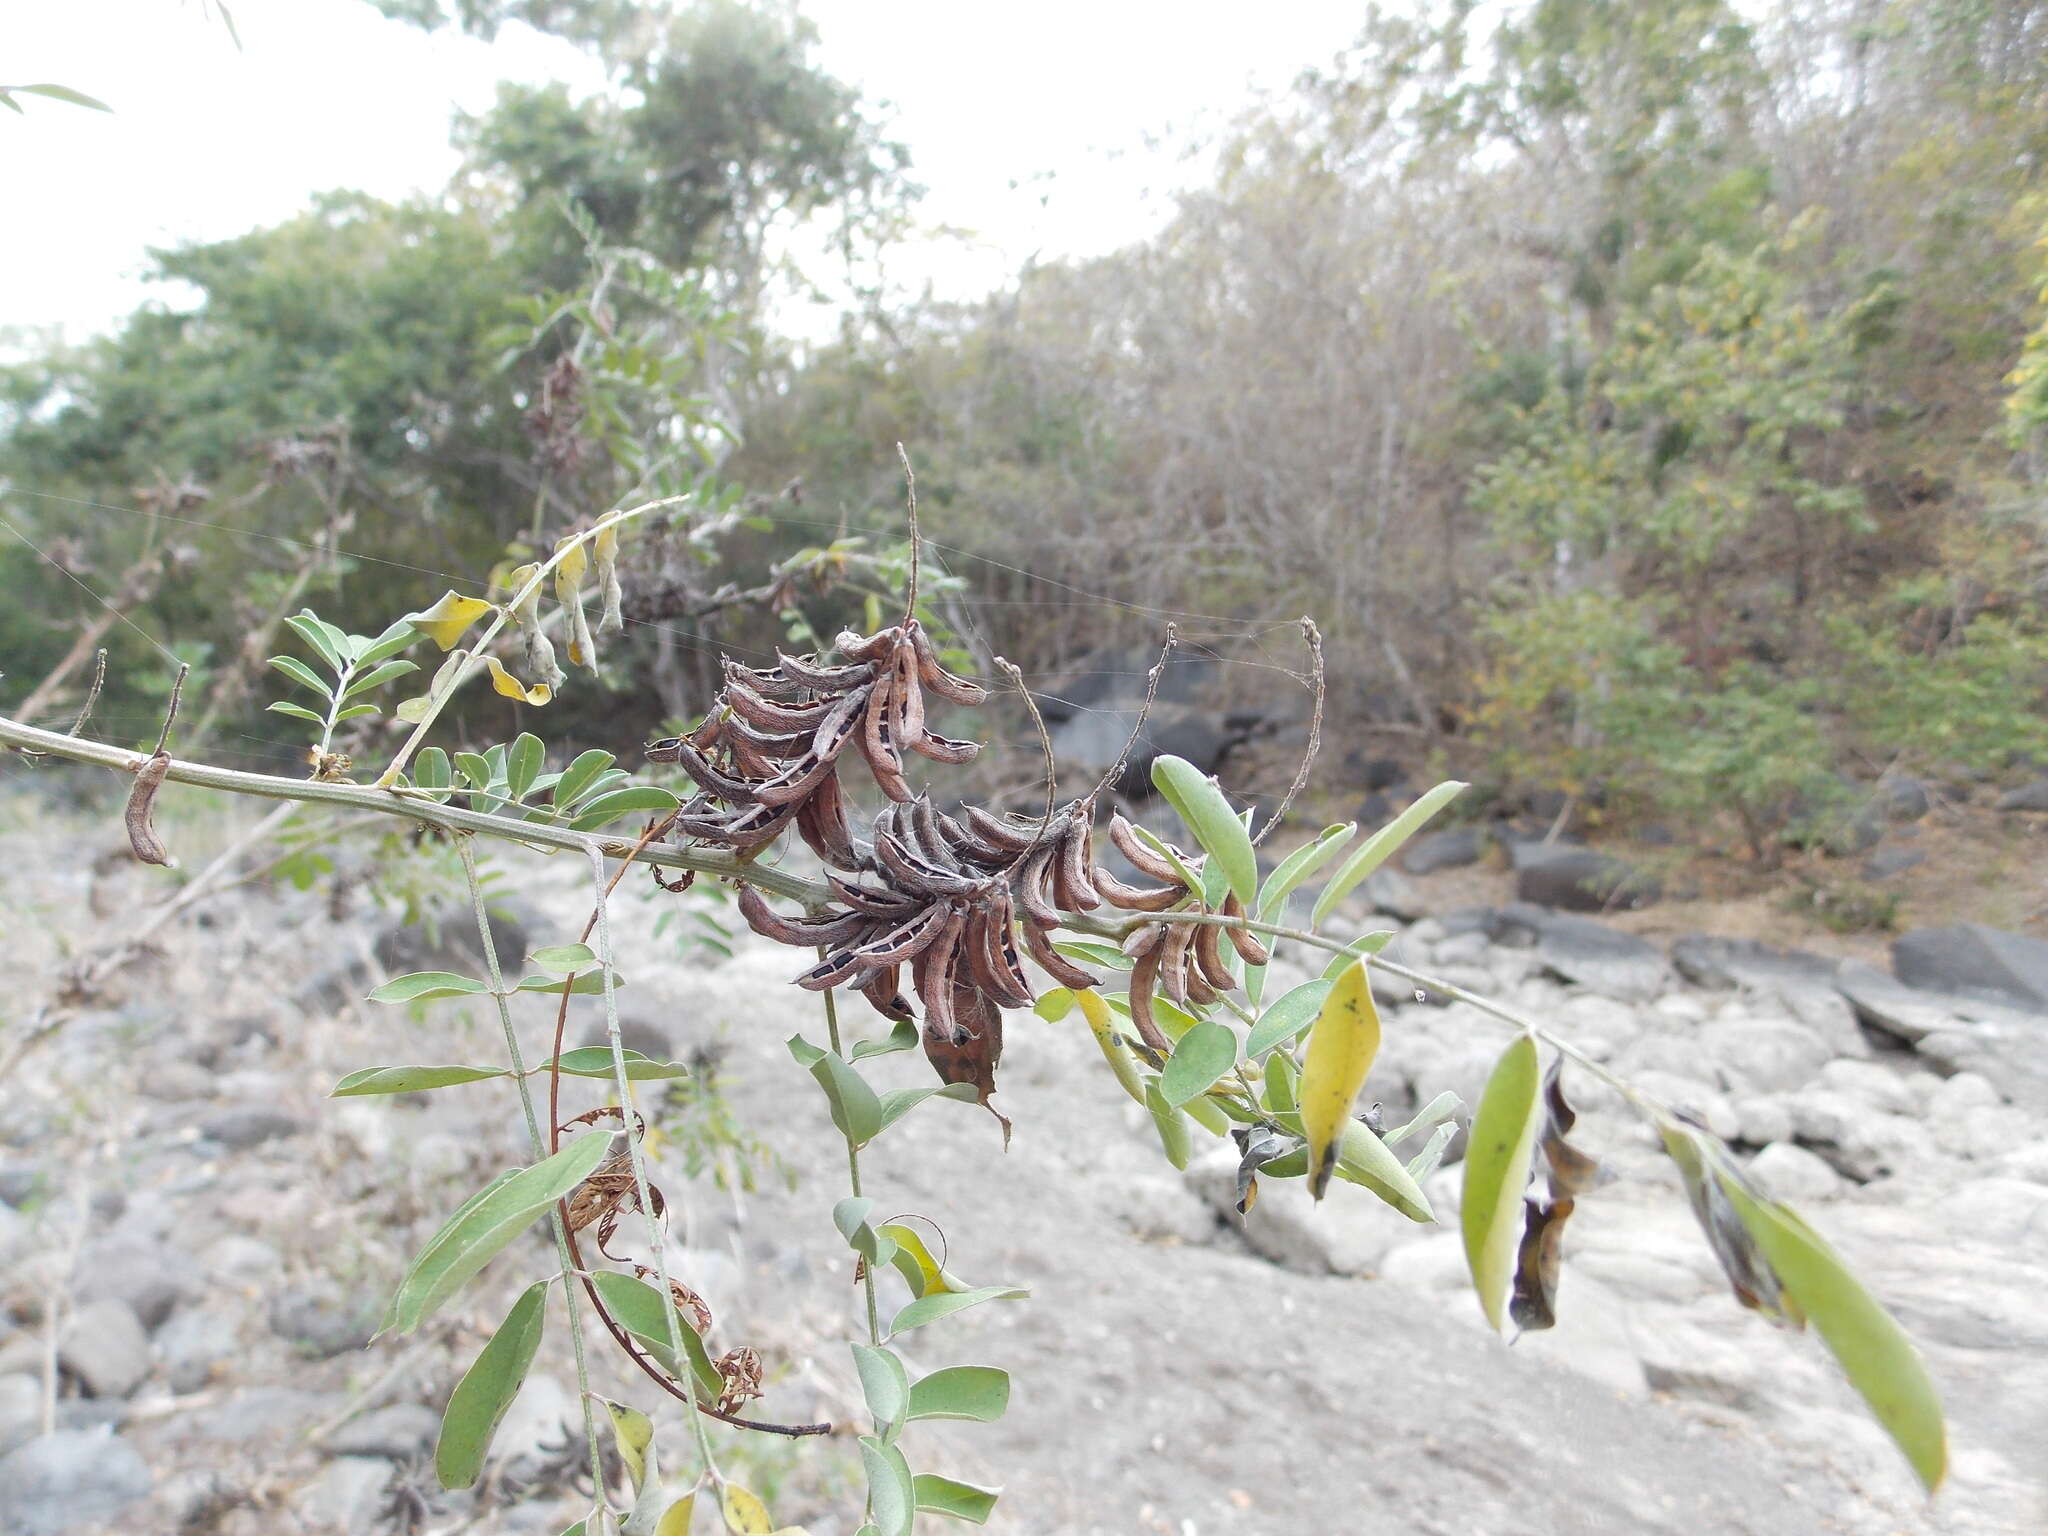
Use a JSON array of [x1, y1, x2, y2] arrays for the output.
[[1185, 1148, 1409, 1275], [1105, 1174, 1218, 1245], [1937, 1178, 2048, 1261], [1512, 1273, 1647, 1396], [1931, 1072, 2003, 1115], [1694, 1017, 1831, 1094], [1433, 930, 1491, 967], [1732, 1096, 1793, 1147], [1629, 1317, 1764, 1408], [1992, 1141, 2048, 1185], [1817, 1058, 1922, 1116], [58, 1299, 150, 1399], [1747, 1141, 1843, 1201], [1784, 1092, 1938, 1182], [293, 1455, 391, 1532], [1375, 1232, 1469, 1293], [1572, 1248, 1714, 1304], [1652, 994, 1708, 1023], [1629, 1071, 1740, 1143]]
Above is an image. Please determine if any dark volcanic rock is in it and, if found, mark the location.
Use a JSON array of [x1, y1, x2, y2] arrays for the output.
[[1513, 846, 1661, 912], [1535, 917, 1669, 1002], [1402, 827, 1487, 875], [1673, 935, 1838, 998], [1893, 924, 2048, 1014]]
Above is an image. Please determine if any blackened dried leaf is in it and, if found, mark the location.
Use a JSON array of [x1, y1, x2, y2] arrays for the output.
[[1231, 1126, 1296, 1216], [1661, 1123, 1804, 1329], [1538, 1058, 1603, 1198], [1509, 1194, 1573, 1331]]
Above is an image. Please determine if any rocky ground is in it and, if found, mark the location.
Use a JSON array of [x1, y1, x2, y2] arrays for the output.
[[1, 774, 2045, 1535]]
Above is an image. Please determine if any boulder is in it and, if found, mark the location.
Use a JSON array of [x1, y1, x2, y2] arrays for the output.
[[1748, 1141, 1844, 1201], [1672, 935, 1838, 998], [199, 1106, 306, 1149], [1694, 1018, 1832, 1095], [269, 1280, 376, 1360], [1534, 917, 1669, 1003], [0, 1430, 151, 1536], [1360, 867, 1427, 922], [1892, 924, 2048, 1014], [154, 1307, 240, 1395], [1861, 846, 1926, 880], [1186, 1148, 1409, 1275], [1994, 777, 2048, 812], [1834, 959, 1966, 1045], [1512, 847, 1661, 912], [293, 1456, 392, 1533], [57, 1300, 150, 1400], [72, 1236, 202, 1332], [321, 1402, 440, 1461], [1872, 774, 1932, 822], [1401, 827, 1487, 875]]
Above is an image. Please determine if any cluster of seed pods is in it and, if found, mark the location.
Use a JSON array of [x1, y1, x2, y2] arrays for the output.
[[650, 617, 1261, 1130]]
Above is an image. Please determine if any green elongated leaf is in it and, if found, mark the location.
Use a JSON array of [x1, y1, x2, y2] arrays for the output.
[[332, 703, 382, 722], [554, 748, 616, 808], [877, 1083, 977, 1135], [268, 654, 332, 697], [859, 1437, 916, 1536], [558, 1524, 586, 1536], [331, 1064, 510, 1096], [354, 620, 420, 668], [889, 1283, 1030, 1337], [343, 659, 418, 699], [1461, 1034, 1542, 1331], [534, 1049, 689, 1082], [1386, 1091, 1461, 1148], [834, 1197, 900, 1269], [435, 1281, 547, 1490], [570, 786, 681, 831], [906, 1366, 1009, 1424], [1143, 1079, 1193, 1170], [506, 733, 545, 800], [1052, 941, 1131, 971], [588, 1271, 724, 1401], [1183, 1094, 1231, 1136], [851, 1018, 920, 1059], [1151, 754, 1258, 905], [527, 943, 598, 975], [385, 1134, 612, 1333], [266, 701, 325, 724], [1329, 1118, 1434, 1221], [15, 83, 112, 111], [283, 612, 345, 672], [312, 615, 357, 664], [1311, 781, 1468, 928], [454, 752, 493, 789], [788, 1036, 883, 1147], [1320, 930, 1396, 979], [1257, 822, 1356, 919], [512, 969, 626, 996], [1031, 988, 1076, 1022], [913, 1474, 1001, 1524], [1719, 1179, 1947, 1491], [851, 1343, 909, 1442], [1160, 1020, 1238, 1109], [368, 970, 486, 1003], [1261, 1047, 1298, 1114], [413, 747, 453, 797], [1297, 960, 1382, 1199], [1243, 978, 1335, 1059]]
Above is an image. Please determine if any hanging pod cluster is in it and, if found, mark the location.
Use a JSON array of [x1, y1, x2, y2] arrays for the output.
[[652, 618, 1269, 1134]]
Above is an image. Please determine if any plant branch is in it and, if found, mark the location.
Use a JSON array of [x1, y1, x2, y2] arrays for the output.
[[819, 983, 881, 1346]]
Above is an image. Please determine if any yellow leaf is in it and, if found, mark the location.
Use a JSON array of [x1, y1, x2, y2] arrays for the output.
[[1074, 989, 1147, 1106], [1297, 959, 1381, 1199], [721, 1482, 773, 1534], [405, 592, 497, 652], [554, 538, 590, 590], [601, 1398, 653, 1489], [654, 1494, 696, 1536], [482, 655, 552, 706]]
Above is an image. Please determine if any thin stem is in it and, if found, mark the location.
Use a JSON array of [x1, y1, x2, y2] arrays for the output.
[[1253, 617, 1325, 848], [820, 983, 881, 1346], [66, 649, 106, 737], [895, 442, 920, 629], [457, 839, 611, 1511], [379, 493, 689, 786], [152, 662, 189, 755], [0, 713, 832, 909], [1088, 625, 1175, 807], [586, 843, 722, 1481], [994, 656, 1058, 837]]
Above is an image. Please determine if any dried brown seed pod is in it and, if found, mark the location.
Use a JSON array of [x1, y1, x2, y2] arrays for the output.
[[125, 751, 174, 866]]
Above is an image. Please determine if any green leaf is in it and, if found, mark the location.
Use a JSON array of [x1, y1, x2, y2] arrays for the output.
[[859, 1437, 916, 1536], [850, 1018, 919, 1060], [588, 1271, 724, 1401], [1159, 1020, 1238, 1109], [906, 1366, 1009, 1424], [0, 92, 25, 114], [851, 1343, 909, 1442], [1460, 1034, 1542, 1331], [1311, 781, 1467, 928], [435, 1280, 547, 1489], [1052, 940, 1131, 971], [507, 733, 545, 800], [385, 1134, 612, 1334], [570, 786, 681, 831], [834, 1196, 899, 1269], [454, 752, 493, 789], [1143, 1079, 1193, 1170], [368, 971, 486, 1003], [413, 747, 453, 798], [332, 703, 382, 723], [331, 1065, 510, 1096], [1297, 960, 1382, 1198], [527, 943, 598, 975], [511, 969, 626, 996], [1151, 754, 1258, 906], [1260, 1047, 1298, 1114], [554, 748, 616, 808], [1719, 1180, 1947, 1491], [889, 1284, 1030, 1337], [788, 1036, 883, 1147], [284, 612, 344, 672], [1257, 821, 1356, 918], [268, 655, 332, 697], [913, 1474, 1001, 1524], [354, 619, 420, 668], [1320, 930, 1396, 979], [342, 659, 419, 698], [15, 83, 112, 111], [1032, 988, 1076, 1022], [878, 1222, 967, 1300], [266, 701, 325, 724], [535, 1049, 689, 1082], [1243, 978, 1335, 1059]]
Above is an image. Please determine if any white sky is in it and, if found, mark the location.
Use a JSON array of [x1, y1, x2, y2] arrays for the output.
[[2, 1, 1366, 344]]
